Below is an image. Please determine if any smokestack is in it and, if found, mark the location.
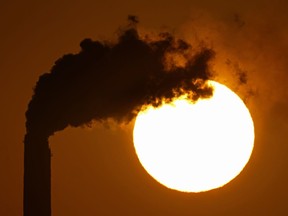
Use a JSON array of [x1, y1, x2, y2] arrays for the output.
[[24, 18, 214, 216]]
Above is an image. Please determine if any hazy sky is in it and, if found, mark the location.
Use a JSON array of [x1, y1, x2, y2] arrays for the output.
[[1, 0, 288, 215]]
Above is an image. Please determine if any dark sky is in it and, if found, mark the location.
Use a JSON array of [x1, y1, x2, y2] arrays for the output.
[[1, 0, 288, 215]]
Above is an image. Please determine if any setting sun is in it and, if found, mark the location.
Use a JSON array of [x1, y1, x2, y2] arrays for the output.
[[133, 81, 254, 192]]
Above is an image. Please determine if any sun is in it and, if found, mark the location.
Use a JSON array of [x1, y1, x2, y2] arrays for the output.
[[133, 80, 254, 192]]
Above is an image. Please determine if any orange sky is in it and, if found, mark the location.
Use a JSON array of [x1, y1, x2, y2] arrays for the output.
[[1, 0, 288, 215]]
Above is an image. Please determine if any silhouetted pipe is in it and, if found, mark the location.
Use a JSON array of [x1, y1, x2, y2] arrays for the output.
[[24, 133, 51, 216]]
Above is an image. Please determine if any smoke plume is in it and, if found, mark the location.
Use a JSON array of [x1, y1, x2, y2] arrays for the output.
[[23, 18, 215, 216], [25, 21, 214, 138]]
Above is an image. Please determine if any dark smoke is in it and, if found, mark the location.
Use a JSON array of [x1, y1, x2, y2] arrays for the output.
[[26, 24, 214, 137], [24, 18, 214, 216]]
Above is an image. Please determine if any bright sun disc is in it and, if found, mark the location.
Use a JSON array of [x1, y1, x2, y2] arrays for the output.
[[133, 81, 254, 192]]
